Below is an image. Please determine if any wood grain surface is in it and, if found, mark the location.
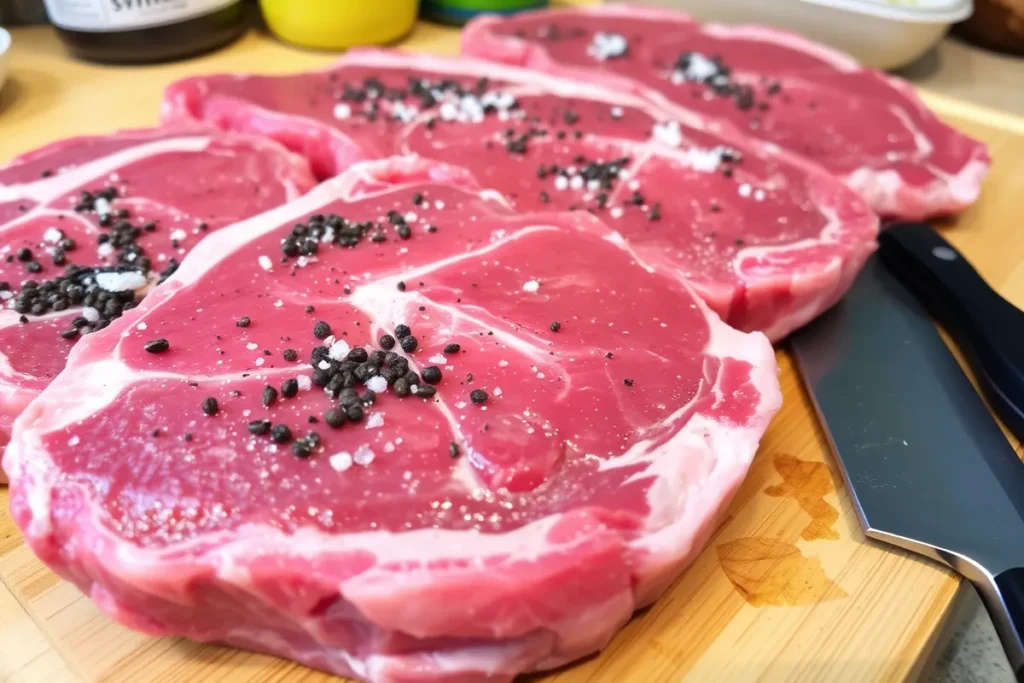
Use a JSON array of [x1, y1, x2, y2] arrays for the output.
[[1, 8, 1023, 683]]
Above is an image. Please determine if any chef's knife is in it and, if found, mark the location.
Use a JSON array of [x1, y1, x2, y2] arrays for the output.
[[789, 248, 1024, 681]]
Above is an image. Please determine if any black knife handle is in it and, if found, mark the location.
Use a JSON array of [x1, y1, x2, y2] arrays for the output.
[[878, 223, 1024, 442], [990, 568, 1024, 681]]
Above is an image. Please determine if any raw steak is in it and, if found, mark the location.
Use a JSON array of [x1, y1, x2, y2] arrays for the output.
[[163, 49, 878, 342], [5, 157, 783, 683], [462, 3, 991, 220], [0, 125, 316, 449]]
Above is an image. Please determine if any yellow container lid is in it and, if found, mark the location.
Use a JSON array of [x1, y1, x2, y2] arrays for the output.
[[259, 0, 421, 50]]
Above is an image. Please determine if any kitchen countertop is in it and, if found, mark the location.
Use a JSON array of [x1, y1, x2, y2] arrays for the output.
[[0, 11, 1022, 683]]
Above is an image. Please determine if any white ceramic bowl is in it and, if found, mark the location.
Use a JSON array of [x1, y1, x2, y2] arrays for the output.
[[622, 0, 973, 70], [0, 28, 10, 96]]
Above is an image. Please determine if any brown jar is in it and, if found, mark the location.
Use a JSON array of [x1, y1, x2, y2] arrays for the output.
[[42, 0, 246, 64]]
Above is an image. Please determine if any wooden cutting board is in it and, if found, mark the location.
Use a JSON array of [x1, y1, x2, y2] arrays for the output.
[[2, 7, 1024, 682]]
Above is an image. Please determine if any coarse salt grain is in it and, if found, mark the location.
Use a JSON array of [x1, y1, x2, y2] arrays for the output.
[[246, 342, 258, 350], [522, 280, 540, 293], [255, 357, 265, 366], [318, 360, 331, 370], [93, 198, 111, 216], [738, 183, 753, 198], [258, 255, 273, 271], [328, 339, 351, 360], [610, 207, 624, 219], [493, 387, 503, 396], [170, 228, 187, 242], [43, 227, 63, 243], [82, 307, 100, 322], [95, 271, 146, 292], [333, 103, 352, 120], [297, 375, 312, 391], [97, 243, 115, 257], [498, 360, 509, 367], [434, 200, 445, 210], [68, 436, 80, 446], [366, 375, 387, 393], [754, 189, 766, 201], [652, 120, 683, 148], [554, 175, 569, 191], [274, 299, 283, 307], [365, 412, 384, 429], [136, 322, 147, 331], [354, 444, 375, 466], [330, 452, 354, 472]]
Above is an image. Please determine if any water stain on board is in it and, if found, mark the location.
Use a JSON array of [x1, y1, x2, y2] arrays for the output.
[[765, 455, 839, 541], [717, 537, 847, 607]]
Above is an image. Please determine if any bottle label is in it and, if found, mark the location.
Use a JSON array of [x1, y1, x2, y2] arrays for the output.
[[43, 0, 238, 32]]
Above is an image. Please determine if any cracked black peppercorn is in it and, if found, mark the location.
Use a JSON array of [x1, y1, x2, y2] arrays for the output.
[[444, 343, 461, 354], [283, 348, 298, 362], [201, 397, 219, 415], [325, 408, 346, 428], [248, 420, 271, 435], [400, 335, 418, 352], [271, 424, 292, 443], [549, 321, 561, 332], [313, 320, 332, 339], [281, 378, 299, 398], [470, 389, 489, 404], [236, 316, 251, 328], [421, 366, 442, 384], [144, 338, 170, 353], [379, 334, 396, 350], [262, 385, 278, 407], [394, 324, 411, 339]]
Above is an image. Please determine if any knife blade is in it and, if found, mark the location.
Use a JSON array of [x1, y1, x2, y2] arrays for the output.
[[790, 251, 1024, 681]]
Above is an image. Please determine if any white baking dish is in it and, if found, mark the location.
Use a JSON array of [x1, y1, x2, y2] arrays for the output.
[[0, 27, 10, 96], [623, 0, 974, 70]]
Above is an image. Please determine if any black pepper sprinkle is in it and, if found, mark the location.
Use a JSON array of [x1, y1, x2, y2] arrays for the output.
[[262, 385, 279, 407], [426, 224, 437, 233], [248, 420, 272, 436], [325, 408, 346, 428], [283, 348, 298, 362], [305, 305, 315, 314], [421, 366, 442, 384], [623, 378, 635, 387], [649, 203, 662, 222], [400, 335, 418, 352], [281, 378, 299, 398], [444, 343, 461, 354], [236, 316, 251, 328], [183, 433, 193, 442], [470, 389, 489, 404], [271, 424, 292, 443], [606, 352, 614, 359], [313, 320, 332, 339], [449, 442, 460, 458], [549, 321, 561, 332], [144, 338, 170, 353], [201, 397, 219, 415]]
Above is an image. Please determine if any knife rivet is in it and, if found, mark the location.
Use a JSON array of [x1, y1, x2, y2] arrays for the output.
[[931, 246, 957, 262]]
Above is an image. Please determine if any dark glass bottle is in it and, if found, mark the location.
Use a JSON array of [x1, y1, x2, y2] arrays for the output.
[[43, 0, 246, 64]]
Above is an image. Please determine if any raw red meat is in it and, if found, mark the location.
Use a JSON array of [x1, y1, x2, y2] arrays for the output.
[[5, 157, 782, 683], [462, 3, 991, 220], [0, 125, 316, 448], [163, 49, 878, 342]]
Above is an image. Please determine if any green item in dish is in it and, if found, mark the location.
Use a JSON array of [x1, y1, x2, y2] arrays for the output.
[[421, 0, 549, 25]]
